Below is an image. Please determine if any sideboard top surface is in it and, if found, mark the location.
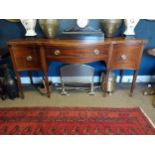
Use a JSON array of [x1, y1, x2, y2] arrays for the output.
[[8, 38, 147, 46]]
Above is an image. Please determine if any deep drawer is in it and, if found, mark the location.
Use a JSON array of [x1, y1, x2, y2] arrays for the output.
[[110, 45, 141, 69], [11, 46, 41, 71]]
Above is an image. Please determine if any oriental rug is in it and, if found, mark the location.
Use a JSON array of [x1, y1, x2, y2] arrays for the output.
[[0, 107, 154, 135]]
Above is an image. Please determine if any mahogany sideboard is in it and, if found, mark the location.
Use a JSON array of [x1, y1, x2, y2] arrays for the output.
[[8, 38, 147, 98]]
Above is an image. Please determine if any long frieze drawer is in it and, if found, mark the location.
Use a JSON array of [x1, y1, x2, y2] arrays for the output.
[[45, 45, 109, 57], [11, 46, 41, 70]]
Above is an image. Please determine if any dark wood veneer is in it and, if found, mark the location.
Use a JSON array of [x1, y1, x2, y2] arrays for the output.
[[8, 38, 147, 98]]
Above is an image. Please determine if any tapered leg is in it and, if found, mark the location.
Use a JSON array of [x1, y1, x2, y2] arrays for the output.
[[44, 72, 50, 98], [103, 70, 110, 97], [130, 70, 138, 97], [120, 70, 124, 83], [16, 71, 24, 99], [28, 71, 33, 85]]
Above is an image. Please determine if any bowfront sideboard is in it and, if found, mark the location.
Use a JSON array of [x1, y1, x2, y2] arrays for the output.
[[8, 38, 147, 98]]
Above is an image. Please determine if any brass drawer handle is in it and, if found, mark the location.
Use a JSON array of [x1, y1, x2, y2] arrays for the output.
[[120, 54, 127, 61], [94, 49, 100, 55], [26, 55, 33, 61], [54, 50, 61, 56]]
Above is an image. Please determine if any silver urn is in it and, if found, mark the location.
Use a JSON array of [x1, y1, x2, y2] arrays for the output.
[[100, 19, 122, 37], [39, 19, 59, 38]]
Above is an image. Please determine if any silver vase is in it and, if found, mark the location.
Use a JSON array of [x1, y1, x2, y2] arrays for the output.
[[100, 19, 122, 37], [39, 19, 59, 38]]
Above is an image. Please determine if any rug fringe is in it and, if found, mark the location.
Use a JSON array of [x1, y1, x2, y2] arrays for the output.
[[140, 107, 155, 128]]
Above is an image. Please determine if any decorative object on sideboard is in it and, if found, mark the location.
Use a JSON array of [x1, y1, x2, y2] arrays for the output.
[[60, 19, 104, 40], [5, 19, 20, 22], [100, 19, 122, 37], [39, 19, 59, 38], [76, 19, 89, 28], [20, 19, 37, 37], [123, 19, 140, 38]]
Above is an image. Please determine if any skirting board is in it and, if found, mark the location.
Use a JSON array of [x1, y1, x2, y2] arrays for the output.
[[20, 75, 155, 84]]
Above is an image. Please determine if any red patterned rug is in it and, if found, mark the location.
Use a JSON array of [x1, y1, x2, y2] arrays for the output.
[[0, 107, 154, 135]]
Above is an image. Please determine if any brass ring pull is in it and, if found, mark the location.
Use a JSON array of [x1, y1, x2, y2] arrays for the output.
[[54, 50, 61, 56], [120, 54, 127, 60], [26, 55, 33, 61], [94, 49, 100, 55]]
